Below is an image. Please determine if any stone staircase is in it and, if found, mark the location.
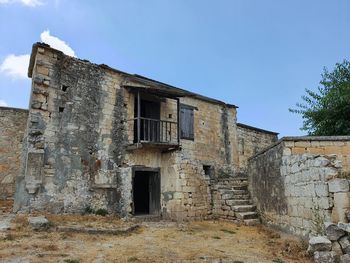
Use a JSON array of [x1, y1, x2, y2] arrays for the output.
[[213, 177, 259, 225]]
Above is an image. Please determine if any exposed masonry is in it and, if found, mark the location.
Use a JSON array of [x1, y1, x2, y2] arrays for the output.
[[9, 42, 275, 222], [6, 42, 350, 235], [0, 107, 28, 200], [249, 137, 350, 237], [237, 123, 278, 173]]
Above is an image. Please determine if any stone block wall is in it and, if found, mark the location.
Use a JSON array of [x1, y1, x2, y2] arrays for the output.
[[237, 123, 278, 172], [14, 44, 129, 214], [165, 99, 239, 221], [249, 136, 350, 237], [0, 107, 28, 200], [14, 43, 243, 220], [283, 137, 350, 172], [125, 94, 240, 221]]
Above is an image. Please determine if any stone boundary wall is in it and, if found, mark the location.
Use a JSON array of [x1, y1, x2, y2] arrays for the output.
[[0, 107, 28, 200], [282, 136, 350, 172], [248, 136, 350, 237], [237, 123, 278, 172]]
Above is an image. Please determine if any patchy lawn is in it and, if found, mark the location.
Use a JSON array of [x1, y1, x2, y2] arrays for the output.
[[0, 214, 312, 263]]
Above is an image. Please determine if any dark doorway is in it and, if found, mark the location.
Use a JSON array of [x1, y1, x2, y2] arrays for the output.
[[134, 97, 161, 142], [133, 170, 160, 215]]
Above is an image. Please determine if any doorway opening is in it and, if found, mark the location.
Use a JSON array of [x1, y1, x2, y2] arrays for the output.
[[132, 169, 160, 215]]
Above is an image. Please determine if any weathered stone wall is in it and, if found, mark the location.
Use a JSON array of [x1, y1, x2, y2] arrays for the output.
[[14, 43, 242, 220], [237, 123, 278, 172], [249, 136, 350, 236], [283, 137, 350, 172], [165, 97, 239, 220], [14, 44, 129, 214], [249, 141, 287, 222], [124, 92, 240, 220], [0, 107, 28, 199]]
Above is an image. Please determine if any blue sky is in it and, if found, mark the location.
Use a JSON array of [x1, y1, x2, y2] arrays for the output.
[[0, 0, 349, 137]]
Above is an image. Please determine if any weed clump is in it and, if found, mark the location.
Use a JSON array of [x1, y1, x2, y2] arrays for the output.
[[84, 206, 108, 216]]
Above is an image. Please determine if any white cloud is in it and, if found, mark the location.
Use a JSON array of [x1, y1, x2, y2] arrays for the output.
[[0, 30, 74, 80], [20, 0, 43, 7], [0, 0, 43, 7], [0, 54, 30, 79], [0, 100, 8, 107], [40, 30, 75, 57]]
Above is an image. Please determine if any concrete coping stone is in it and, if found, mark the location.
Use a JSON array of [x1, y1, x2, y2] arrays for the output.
[[282, 136, 350, 142], [249, 135, 350, 160]]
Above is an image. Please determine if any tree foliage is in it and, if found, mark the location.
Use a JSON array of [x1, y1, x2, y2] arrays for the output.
[[290, 60, 350, 136]]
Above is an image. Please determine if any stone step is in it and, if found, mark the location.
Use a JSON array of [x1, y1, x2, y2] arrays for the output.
[[221, 193, 250, 200], [230, 183, 248, 188], [221, 193, 234, 199], [233, 185, 248, 190], [226, 199, 252, 206], [217, 187, 248, 192], [216, 176, 247, 181], [215, 180, 248, 189], [233, 205, 256, 212], [236, 211, 258, 220], [231, 190, 247, 195], [231, 194, 250, 200], [219, 189, 249, 194], [243, 219, 260, 226], [220, 189, 234, 194], [230, 177, 248, 182], [217, 186, 232, 190]]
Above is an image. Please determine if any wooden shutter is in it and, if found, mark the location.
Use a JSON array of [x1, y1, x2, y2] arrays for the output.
[[180, 105, 194, 140]]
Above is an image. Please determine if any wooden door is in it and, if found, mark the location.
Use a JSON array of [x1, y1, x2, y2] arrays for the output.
[[149, 171, 160, 215]]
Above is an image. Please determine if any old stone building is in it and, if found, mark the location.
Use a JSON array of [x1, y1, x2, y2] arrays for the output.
[[4, 42, 277, 221], [2, 42, 350, 239]]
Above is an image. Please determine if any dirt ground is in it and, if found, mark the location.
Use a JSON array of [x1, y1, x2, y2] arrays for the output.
[[0, 213, 313, 263]]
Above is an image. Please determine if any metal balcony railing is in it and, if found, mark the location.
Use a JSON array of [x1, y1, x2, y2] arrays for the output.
[[131, 117, 179, 145]]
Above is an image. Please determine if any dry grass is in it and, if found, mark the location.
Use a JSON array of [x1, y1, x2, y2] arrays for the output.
[[0, 215, 313, 263], [45, 213, 131, 228]]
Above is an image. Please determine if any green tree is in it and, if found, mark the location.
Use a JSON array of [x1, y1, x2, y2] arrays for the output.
[[290, 60, 350, 136]]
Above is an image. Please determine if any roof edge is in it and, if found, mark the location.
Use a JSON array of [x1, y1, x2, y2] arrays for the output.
[[237, 123, 278, 135], [28, 43, 238, 109], [0, 106, 29, 112]]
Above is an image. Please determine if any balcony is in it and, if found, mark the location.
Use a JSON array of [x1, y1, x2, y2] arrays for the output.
[[127, 117, 179, 151], [126, 89, 180, 151]]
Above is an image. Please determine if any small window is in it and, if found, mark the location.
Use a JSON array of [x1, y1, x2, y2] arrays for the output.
[[61, 85, 69, 92], [180, 104, 194, 140], [203, 165, 214, 177]]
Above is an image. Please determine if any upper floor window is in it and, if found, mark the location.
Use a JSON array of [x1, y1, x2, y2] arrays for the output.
[[180, 104, 194, 140]]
